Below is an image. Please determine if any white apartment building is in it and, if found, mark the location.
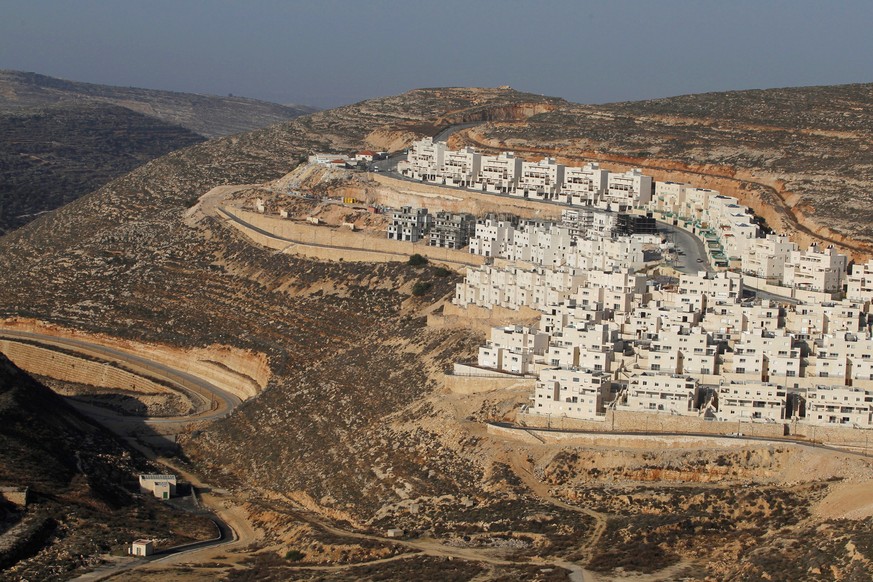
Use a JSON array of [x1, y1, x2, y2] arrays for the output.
[[478, 325, 549, 375], [508, 222, 575, 267], [622, 372, 699, 415], [822, 301, 864, 334], [807, 335, 849, 381], [578, 269, 649, 314], [783, 243, 848, 293], [785, 303, 829, 338], [532, 368, 613, 420], [455, 264, 584, 312], [476, 152, 522, 194], [764, 331, 802, 382], [652, 181, 685, 215], [541, 300, 604, 334], [679, 271, 743, 301], [679, 187, 715, 221], [724, 330, 799, 382], [742, 234, 797, 281], [721, 219, 760, 262], [727, 331, 767, 379], [560, 208, 619, 239], [622, 302, 665, 341], [518, 157, 565, 200], [701, 300, 748, 341], [717, 382, 787, 422], [562, 163, 608, 206], [387, 206, 431, 242], [674, 326, 719, 375], [571, 235, 649, 272], [805, 385, 872, 426], [399, 137, 446, 181], [441, 146, 481, 187], [603, 169, 653, 210], [468, 217, 516, 258], [642, 333, 681, 374], [843, 333, 873, 382], [745, 300, 783, 332], [847, 259, 873, 305], [816, 332, 873, 383], [656, 300, 703, 330], [546, 322, 618, 371]]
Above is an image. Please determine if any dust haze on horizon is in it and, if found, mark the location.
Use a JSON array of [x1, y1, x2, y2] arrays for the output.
[[1, 0, 872, 110]]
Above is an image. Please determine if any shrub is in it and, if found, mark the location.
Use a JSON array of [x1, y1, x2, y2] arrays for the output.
[[285, 549, 306, 561], [408, 254, 428, 267], [412, 281, 433, 296], [434, 267, 452, 277]]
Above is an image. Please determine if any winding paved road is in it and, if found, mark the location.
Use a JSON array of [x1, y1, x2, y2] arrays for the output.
[[0, 330, 242, 428], [371, 126, 713, 275]]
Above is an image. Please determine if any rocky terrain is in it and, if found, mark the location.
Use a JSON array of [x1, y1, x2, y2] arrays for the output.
[[0, 101, 205, 233], [0, 70, 318, 233], [0, 354, 216, 580], [0, 70, 318, 138], [1, 84, 873, 579]]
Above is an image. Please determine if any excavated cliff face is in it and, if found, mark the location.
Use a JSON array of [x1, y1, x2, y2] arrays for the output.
[[366, 100, 562, 153], [437, 102, 560, 125]]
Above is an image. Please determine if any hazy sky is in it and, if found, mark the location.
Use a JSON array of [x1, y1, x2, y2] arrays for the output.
[[2, 1, 871, 109]]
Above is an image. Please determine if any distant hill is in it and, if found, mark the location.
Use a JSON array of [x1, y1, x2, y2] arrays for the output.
[[0, 353, 215, 579], [0, 102, 205, 233], [0, 70, 319, 233], [0, 70, 319, 138]]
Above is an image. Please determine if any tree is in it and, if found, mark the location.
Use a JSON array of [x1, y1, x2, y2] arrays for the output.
[[408, 254, 428, 267]]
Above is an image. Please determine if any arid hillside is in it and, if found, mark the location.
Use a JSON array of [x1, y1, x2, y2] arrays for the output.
[[0, 354, 215, 580], [0, 70, 320, 234], [0, 102, 205, 234], [0, 70, 318, 138], [2, 84, 873, 579]]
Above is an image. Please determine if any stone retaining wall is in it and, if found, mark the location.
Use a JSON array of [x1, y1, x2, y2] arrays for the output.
[[428, 302, 541, 335], [372, 174, 565, 220], [0, 320, 269, 402], [0, 340, 179, 397], [519, 409, 787, 438], [443, 372, 535, 395], [222, 207, 484, 269]]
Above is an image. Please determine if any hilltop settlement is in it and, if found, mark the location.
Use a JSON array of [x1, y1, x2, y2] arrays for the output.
[[318, 137, 873, 437]]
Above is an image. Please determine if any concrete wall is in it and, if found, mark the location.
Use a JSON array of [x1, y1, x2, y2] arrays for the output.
[[0, 320, 269, 402], [519, 409, 787, 438], [428, 302, 541, 335], [0, 340, 179, 397], [742, 274, 837, 302], [793, 422, 873, 451], [443, 373, 535, 395], [222, 207, 485, 269], [372, 174, 565, 221]]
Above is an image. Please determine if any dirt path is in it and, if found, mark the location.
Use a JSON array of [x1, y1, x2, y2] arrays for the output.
[[504, 451, 605, 580], [183, 183, 258, 226], [144, 457, 261, 569]]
